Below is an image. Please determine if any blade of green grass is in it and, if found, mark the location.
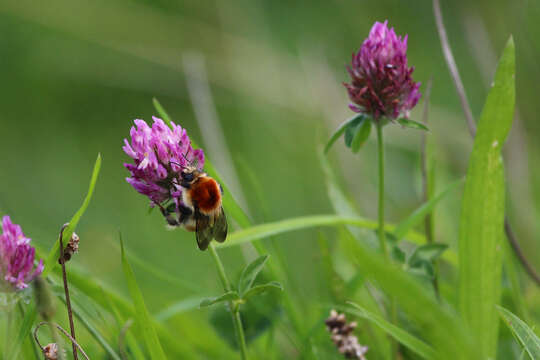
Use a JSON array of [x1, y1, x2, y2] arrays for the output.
[[43, 153, 101, 277], [318, 150, 360, 219], [217, 214, 426, 249], [497, 306, 540, 360], [120, 234, 167, 360], [154, 297, 208, 322], [7, 304, 37, 360], [458, 37, 515, 359], [345, 302, 437, 359], [153, 97, 173, 126], [393, 177, 463, 241], [101, 287, 146, 360], [112, 242, 203, 293]]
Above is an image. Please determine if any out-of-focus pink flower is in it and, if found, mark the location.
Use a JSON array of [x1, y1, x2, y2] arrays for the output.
[[0, 216, 43, 291]]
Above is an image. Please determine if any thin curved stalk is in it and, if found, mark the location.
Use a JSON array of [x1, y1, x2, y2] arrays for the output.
[[33, 322, 89, 360]]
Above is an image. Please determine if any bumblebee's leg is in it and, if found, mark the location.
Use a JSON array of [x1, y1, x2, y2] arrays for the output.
[[158, 202, 180, 226]]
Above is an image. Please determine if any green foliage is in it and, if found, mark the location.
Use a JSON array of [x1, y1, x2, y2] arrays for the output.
[[120, 235, 167, 360], [43, 153, 102, 277], [344, 115, 372, 153], [238, 255, 269, 296], [458, 37, 516, 359], [396, 118, 429, 131], [218, 214, 426, 249], [346, 302, 437, 359], [7, 305, 37, 360], [498, 306, 540, 360], [342, 233, 478, 359], [2, 3, 537, 358], [203, 254, 282, 308], [324, 114, 364, 154], [392, 178, 463, 241], [242, 282, 283, 300], [200, 292, 240, 308]]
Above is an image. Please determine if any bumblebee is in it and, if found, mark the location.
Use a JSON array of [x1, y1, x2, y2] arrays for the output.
[[159, 166, 227, 250]]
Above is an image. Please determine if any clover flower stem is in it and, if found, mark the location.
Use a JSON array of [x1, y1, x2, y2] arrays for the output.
[[59, 226, 78, 360], [209, 244, 249, 360], [376, 122, 398, 358], [375, 123, 388, 260]]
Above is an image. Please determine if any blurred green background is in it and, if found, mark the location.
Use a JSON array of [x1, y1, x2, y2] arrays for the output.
[[0, 0, 539, 357]]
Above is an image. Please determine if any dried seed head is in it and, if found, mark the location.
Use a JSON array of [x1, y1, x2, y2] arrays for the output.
[[61, 232, 79, 263], [43, 343, 59, 360], [326, 310, 369, 360]]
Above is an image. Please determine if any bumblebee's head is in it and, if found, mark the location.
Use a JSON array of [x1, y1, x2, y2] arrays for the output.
[[180, 166, 201, 188]]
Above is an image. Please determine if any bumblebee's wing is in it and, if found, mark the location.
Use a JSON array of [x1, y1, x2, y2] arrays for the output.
[[213, 208, 228, 243], [195, 212, 213, 251]]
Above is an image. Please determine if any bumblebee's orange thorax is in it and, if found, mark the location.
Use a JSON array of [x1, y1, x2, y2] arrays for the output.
[[188, 176, 222, 214]]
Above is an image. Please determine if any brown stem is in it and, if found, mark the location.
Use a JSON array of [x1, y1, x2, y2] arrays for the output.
[[432, 0, 540, 286], [504, 219, 540, 284], [433, 0, 476, 137], [58, 224, 79, 360], [33, 322, 89, 360]]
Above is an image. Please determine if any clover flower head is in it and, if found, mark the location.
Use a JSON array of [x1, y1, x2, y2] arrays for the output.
[[345, 20, 421, 120], [123, 116, 204, 206], [0, 216, 43, 291]]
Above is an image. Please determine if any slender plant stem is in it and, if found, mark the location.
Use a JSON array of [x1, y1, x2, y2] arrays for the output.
[[209, 244, 249, 360], [34, 322, 89, 360], [376, 122, 398, 358], [376, 123, 388, 259], [59, 226, 78, 360]]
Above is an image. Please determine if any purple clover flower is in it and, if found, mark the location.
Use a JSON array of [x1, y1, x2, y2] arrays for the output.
[[0, 216, 43, 291], [123, 116, 204, 207], [345, 20, 421, 120]]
